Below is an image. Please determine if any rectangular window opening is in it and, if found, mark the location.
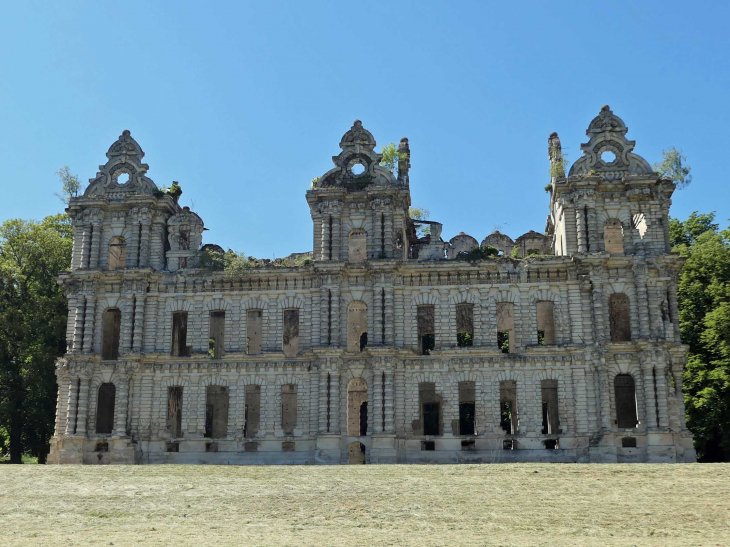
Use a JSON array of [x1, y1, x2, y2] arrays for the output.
[[208, 311, 225, 359], [456, 303, 474, 347], [417, 305, 435, 355], [244, 384, 260, 438], [204, 385, 229, 439], [171, 311, 190, 357], [246, 309, 262, 355], [541, 379, 560, 435]]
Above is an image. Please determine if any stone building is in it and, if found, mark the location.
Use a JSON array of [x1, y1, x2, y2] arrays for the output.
[[48, 107, 695, 465]]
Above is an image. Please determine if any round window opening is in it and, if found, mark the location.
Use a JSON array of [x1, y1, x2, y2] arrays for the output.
[[117, 173, 130, 184], [601, 150, 616, 164], [351, 163, 366, 176]]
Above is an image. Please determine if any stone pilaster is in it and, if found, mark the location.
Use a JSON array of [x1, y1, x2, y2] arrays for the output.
[[655, 359, 669, 429], [72, 298, 85, 353], [65, 377, 79, 435], [139, 220, 151, 267], [80, 225, 91, 268], [575, 207, 587, 253], [89, 219, 101, 269], [586, 207, 599, 252], [75, 375, 91, 436], [133, 294, 145, 352], [592, 282, 605, 343], [642, 357, 658, 430], [82, 297, 95, 353], [114, 374, 130, 436]]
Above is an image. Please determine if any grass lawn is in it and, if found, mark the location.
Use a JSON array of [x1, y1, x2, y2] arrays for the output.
[[1, 463, 729, 546]]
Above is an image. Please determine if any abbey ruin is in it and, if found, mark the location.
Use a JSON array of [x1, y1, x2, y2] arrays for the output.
[[48, 106, 695, 464]]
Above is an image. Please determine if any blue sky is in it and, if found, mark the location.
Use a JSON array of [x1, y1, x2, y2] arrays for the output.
[[1, 1, 728, 257]]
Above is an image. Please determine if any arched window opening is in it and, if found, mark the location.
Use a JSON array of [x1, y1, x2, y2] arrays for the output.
[[536, 301, 555, 345], [615, 374, 638, 429], [281, 384, 297, 434], [417, 305, 435, 355], [497, 302, 514, 353], [108, 236, 127, 270], [167, 387, 183, 438], [347, 301, 368, 352], [499, 380, 518, 434], [419, 382, 442, 436], [348, 228, 367, 263], [456, 304, 474, 347], [541, 380, 560, 435], [96, 383, 116, 434], [282, 309, 299, 358], [246, 309, 263, 354], [458, 381, 475, 435], [609, 294, 631, 342], [101, 308, 121, 360], [604, 219, 624, 254], [347, 378, 368, 437], [204, 385, 229, 439]]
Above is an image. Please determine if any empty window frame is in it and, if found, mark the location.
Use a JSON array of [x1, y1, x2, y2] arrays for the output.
[[348, 228, 367, 263], [246, 309, 263, 354], [417, 305, 435, 355], [101, 308, 121, 360], [499, 380, 518, 434], [497, 302, 514, 353], [244, 384, 261, 438], [208, 311, 225, 359], [609, 294, 631, 342], [604, 219, 624, 254], [347, 378, 368, 437], [458, 381, 476, 436], [95, 383, 116, 434], [456, 303, 474, 347], [419, 382, 441, 436], [536, 301, 555, 345], [281, 384, 297, 434], [108, 236, 127, 270], [167, 386, 183, 438], [347, 301, 368, 352], [614, 374, 638, 429], [171, 311, 190, 356], [541, 379, 560, 435], [204, 385, 229, 439], [282, 309, 299, 358], [178, 230, 190, 251]]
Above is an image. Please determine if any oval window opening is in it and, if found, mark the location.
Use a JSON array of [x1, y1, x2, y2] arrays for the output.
[[351, 163, 365, 176], [117, 173, 130, 184], [601, 150, 616, 164]]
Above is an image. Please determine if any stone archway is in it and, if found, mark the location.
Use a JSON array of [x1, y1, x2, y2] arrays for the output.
[[347, 378, 368, 436], [347, 441, 366, 464]]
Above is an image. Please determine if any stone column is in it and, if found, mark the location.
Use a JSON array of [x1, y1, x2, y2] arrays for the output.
[[114, 374, 130, 436], [80, 225, 91, 268], [71, 298, 85, 353], [54, 374, 68, 436], [82, 297, 95, 354], [598, 359, 611, 429], [64, 376, 79, 435], [592, 283, 605, 343], [673, 362, 688, 429], [635, 275, 651, 340], [330, 286, 340, 346], [331, 216, 342, 261], [642, 358, 658, 430], [384, 213, 394, 258], [139, 220, 151, 267], [320, 288, 330, 346], [384, 286, 395, 346], [150, 221, 165, 270], [575, 207, 587, 253], [655, 361, 669, 429], [372, 366, 384, 433], [75, 375, 91, 436], [329, 370, 340, 435], [668, 281, 681, 343], [320, 215, 331, 261], [89, 219, 101, 270], [127, 221, 139, 268], [373, 286, 383, 346], [72, 222, 84, 270], [394, 364, 405, 436], [121, 295, 134, 353], [384, 367, 395, 433], [133, 294, 145, 352], [586, 207, 599, 253], [319, 369, 330, 433]]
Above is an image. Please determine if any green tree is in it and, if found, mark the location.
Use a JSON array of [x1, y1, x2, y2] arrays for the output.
[[54, 166, 81, 205], [409, 206, 431, 238], [380, 142, 407, 176], [672, 211, 730, 461], [0, 214, 72, 463], [654, 147, 692, 189]]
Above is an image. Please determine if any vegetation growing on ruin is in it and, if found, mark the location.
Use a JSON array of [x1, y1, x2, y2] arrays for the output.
[[380, 142, 408, 176], [654, 147, 692, 189]]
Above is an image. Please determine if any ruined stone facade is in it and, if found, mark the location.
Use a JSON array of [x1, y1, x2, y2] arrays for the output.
[[48, 108, 695, 465]]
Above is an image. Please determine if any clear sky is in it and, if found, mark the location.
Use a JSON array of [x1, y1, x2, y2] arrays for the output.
[[1, 1, 728, 257]]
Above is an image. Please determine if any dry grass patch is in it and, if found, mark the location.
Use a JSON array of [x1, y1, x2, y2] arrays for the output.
[[1, 463, 729, 546]]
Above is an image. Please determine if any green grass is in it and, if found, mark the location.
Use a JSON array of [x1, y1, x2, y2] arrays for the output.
[[1, 464, 729, 546]]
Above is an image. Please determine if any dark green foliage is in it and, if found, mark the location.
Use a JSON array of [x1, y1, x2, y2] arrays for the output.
[[537, 330, 546, 346], [457, 246, 499, 261], [498, 332, 510, 353], [672, 211, 730, 461], [0, 214, 72, 463], [457, 332, 473, 347]]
